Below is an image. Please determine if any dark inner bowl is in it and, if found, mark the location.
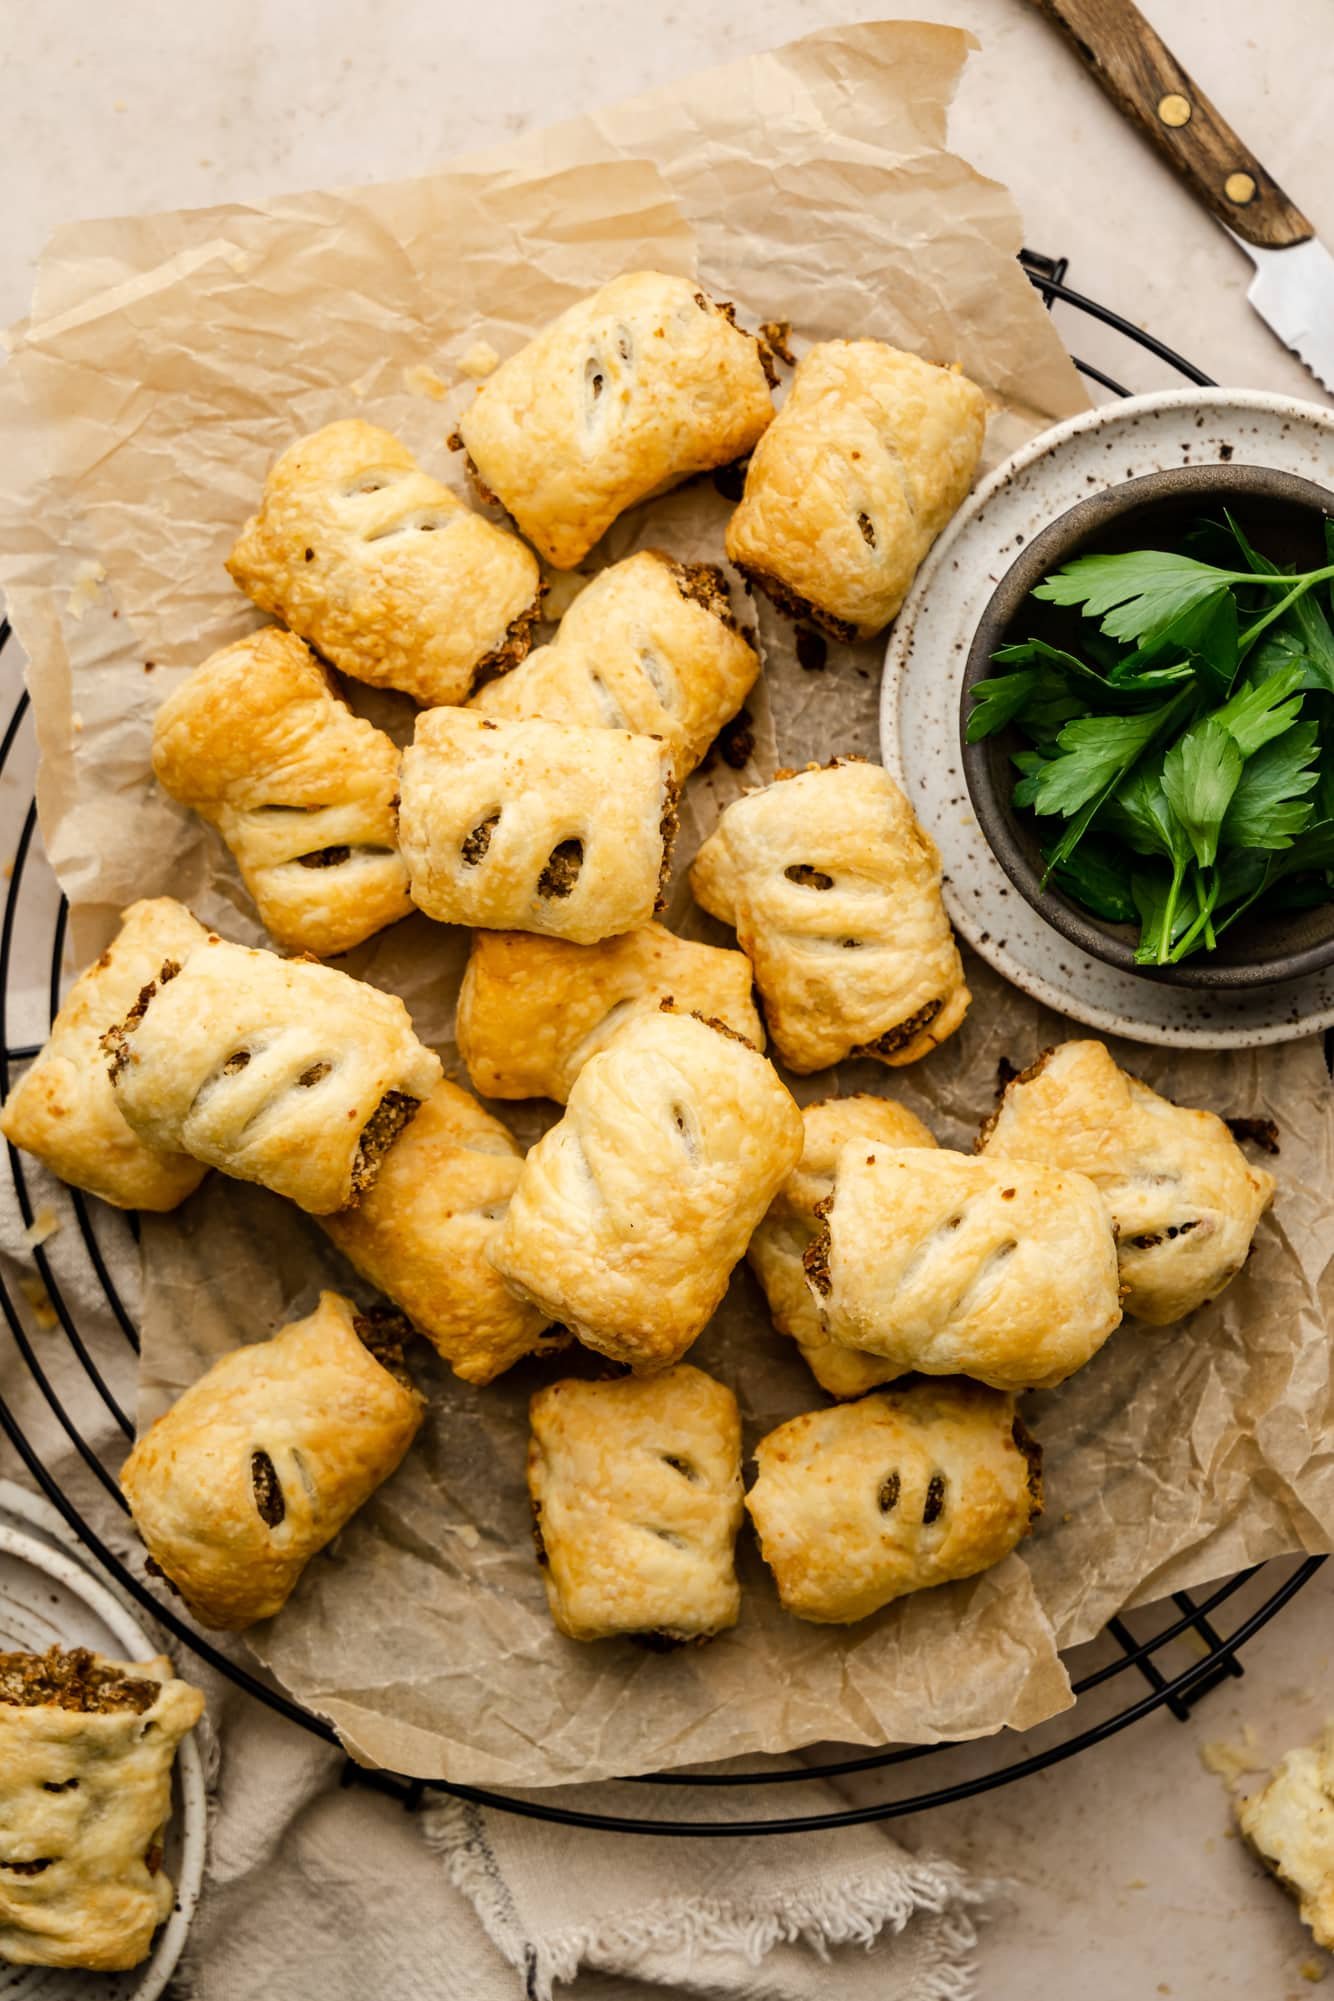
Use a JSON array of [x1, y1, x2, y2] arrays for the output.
[[960, 462, 1334, 991]]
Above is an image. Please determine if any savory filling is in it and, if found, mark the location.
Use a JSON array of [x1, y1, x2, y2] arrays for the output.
[[1124, 1220, 1201, 1251], [472, 591, 544, 688], [974, 1046, 1056, 1151], [102, 958, 184, 1081], [854, 998, 944, 1060], [655, 777, 681, 912], [462, 813, 500, 867], [537, 839, 583, 899], [667, 557, 742, 635], [0, 1646, 157, 1716], [1013, 1415, 1044, 1519], [348, 1091, 421, 1200], [693, 290, 780, 388], [732, 564, 859, 644], [802, 1196, 833, 1298], [710, 708, 754, 771], [785, 863, 834, 890], [353, 1308, 416, 1388], [758, 318, 796, 367], [250, 1449, 285, 1528]]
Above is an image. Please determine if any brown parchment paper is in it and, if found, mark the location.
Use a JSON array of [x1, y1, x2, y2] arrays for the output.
[[1, 18, 1327, 1787]]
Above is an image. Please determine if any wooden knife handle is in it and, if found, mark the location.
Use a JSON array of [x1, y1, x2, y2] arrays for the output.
[[1031, 0, 1312, 248]]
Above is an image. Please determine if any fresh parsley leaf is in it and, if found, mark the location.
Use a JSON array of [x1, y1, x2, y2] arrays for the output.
[[1047, 840, 1137, 923], [1011, 749, 1049, 810], [1031, 702, 1188, 819], [1032, 550, 1238, 651], [1099, 760, 1191, 864], [1161, 720, 1244, 867], [1220, 722, 1320, 851], [1211, 662, 1307, 756], [992, 638, 1193, 701], [1131, 864, 1198, 965], [965, 671, 1046, 742]]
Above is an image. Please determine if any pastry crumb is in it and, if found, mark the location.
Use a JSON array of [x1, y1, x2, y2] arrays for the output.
[[459, 340, 500, 379], [66, 559, 106, 620], [403, 363, 448, 401], [1300, 1959, 1327, 1984], [1201, 1724, 1265, 1786], [17, 1272, 57, 1330], [19, 1206, 61, 1251]]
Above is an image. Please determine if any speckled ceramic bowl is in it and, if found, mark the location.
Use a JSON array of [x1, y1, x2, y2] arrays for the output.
[[959, 462, 1334, 990]]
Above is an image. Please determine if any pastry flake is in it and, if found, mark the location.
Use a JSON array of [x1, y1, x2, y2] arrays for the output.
[[471, 550, 759, 781], [322, 1077, 558, 1385], [747, 1093, 937, 1398], [725, 340, 987, 638], [528, 1365, 743, 1643], [456, 922, 763, 1103], [0, 898, 208, 1212], [151, 627, 413, 957], [225, 419, 541, 706], [104, 934, 442, 1216], [398, 709, 677, 946], [1237, 1726, 1334, 1951], [807, 1144, 1121, 1392], [454, 272, 775, 568], [489, 1007, 803, 1370], [120, 1291, 423, 1630], [0, 1646, 204, 1971], [746, 1380, 1041, 1624], [690, 759, 969, 1073], [977, 1040, 1276, 1326]]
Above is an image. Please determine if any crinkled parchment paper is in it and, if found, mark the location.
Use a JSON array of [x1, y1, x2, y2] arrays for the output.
[[0, 19, 1327, 1787]]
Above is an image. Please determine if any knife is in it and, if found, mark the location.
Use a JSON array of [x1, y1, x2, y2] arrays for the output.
[[1031, 0, 1334, 393]]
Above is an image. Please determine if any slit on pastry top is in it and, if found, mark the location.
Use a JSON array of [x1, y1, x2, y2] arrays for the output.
[[120, 1291, 423, 1631], [470, 550, 759, 782], [690, 758, 969, 1073], [456, 921, 764, 1103], [397, 708, 678, 946], [102, 933, 442, 1216], [225, 418, 542, 706], [150, 627, 413, 958], [452, 273, 775, 568]]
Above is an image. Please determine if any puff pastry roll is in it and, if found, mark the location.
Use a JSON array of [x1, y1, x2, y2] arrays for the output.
[[120, 1291, 423, 1629], [104, 935, 442, 1215], [453, 272, 775, 568], [151, 628, 412, 957], [690, 759, 969, 1072], [323, 1078, 558, 1384], [226, 419, 541, 706], [977, 1040, 1276, 1327], [0, 898, 208, 1212], [806, 1144, 1121, 1392], [398, 709, 677, 946], [456, 922, 763, 1103], [1237, 1726, 1334, 1951], [471, 551, 759, 781], [746, 1381, 1042, 1624], [725, 341, 987, 640], [528, 1365, 743, 1643], [748, 1094, 937, 1398], [0, 1648, 204, 1971], [489, 1007, 803, 1370]]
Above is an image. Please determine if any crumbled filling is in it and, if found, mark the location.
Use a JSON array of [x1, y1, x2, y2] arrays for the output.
[[854, 999, 944, 1060], [297, 845, 351, 869], [348, 1091, 421, 1200], [710, 709, 754, 770], [102, 958, 183, 1081], [655, 777, 681, 912], [0, 1647, 157, 1715], [922, 1473, 947, 1526], [537, 839, 583, 899], [462, 813, 500, 867], [472, 590, 544, 687], [692, 290, 778, 387], [1225, 1115, 1280, 1156], [785, 863, 834, 890], [758, 319, 796, 367], [250, 1449, 285, 1528], [732, 564, 858, 644], [666, 557, 742, 635], [448, 437, 500, 507], [795, 627, 828, 673], [353, 1308, 416, 1387], [802, 1196, 833, 1298], [1013, 1415, 1044, 1519], [1125, 1220, 1201, 1251], [531, 1499, 548, 1568], [976, 1046, 1055, 1150], [297, 1061, 331, 1088], [657, 1000, 758, 1052]]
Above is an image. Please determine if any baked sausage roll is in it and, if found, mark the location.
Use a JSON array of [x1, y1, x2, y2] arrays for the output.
[[0, 1648, 204, 1972], [489, 1007, 803, 1370], [150, 628, 413, 957], [322, 1077, 559, 1384], [747, 1094, 937, 1398], [528, 1365, 743, 1643], [456, 922, 763, 1103], [806, 1144, 1121, 1392], [745, 1381, 1041, 1624], [977, 1040, 1276, 1327], [398, 709, 677, 946], [0, 899, 208, 1212], [690, 759, 969, 1072], [104, 935, 442, 1216], [725, 341, 987, 639], [1237, 1727, 1334, 1951], [120, 1291, 423, 1630], [226, 419, 541, 706], [452, 272, 775, 568], [471, 551, 759, 781]]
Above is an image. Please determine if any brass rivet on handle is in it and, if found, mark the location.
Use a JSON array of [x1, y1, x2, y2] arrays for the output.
[[1225, 171, 1258, 205], [1157, 93, 1192, 128]]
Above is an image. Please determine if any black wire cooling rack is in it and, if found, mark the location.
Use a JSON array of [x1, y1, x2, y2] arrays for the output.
[[0, 254, 1325, 1838]]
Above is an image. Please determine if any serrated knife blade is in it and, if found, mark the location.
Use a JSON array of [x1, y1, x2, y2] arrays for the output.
[[1239, 235, 1334, 396]]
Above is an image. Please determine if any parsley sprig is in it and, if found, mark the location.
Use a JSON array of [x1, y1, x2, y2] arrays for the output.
[[967, 512, 1334, 965]]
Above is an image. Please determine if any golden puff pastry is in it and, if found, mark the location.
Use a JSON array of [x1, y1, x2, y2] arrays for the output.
[[745, 1380, 1041, 1624], [456, 922, 763, 1103], [120, 1291, 423, 1630], [453, 272, 775, 568], [806, 1144, 1121, 1392], [528, 1365, 743, 1642], [471, 551, 759, 781], [226, 419, 541, 706], [104, 935, 442, 1216], [690, 759, 969, 1072], [322, 1077, 559, 1385], [977, 1040, 1276, 1327], [1237, 1727, 1334, 1951], [150, 628, 412, 958], [747, 1093, 937, 1398], [0, 899, 208, 1212], [398, 709, 677, 946], [725, 341, 988, 639], [0, 1646, 204, 1971], [489, 1007, 803, 1371]]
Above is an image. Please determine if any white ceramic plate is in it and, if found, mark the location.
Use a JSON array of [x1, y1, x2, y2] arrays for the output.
[[0, 1482, 205, 2001], [881, 387, 1334, 1050]]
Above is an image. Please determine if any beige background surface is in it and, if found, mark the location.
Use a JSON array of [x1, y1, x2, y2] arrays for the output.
[[1, 3, 1332, 1996]]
